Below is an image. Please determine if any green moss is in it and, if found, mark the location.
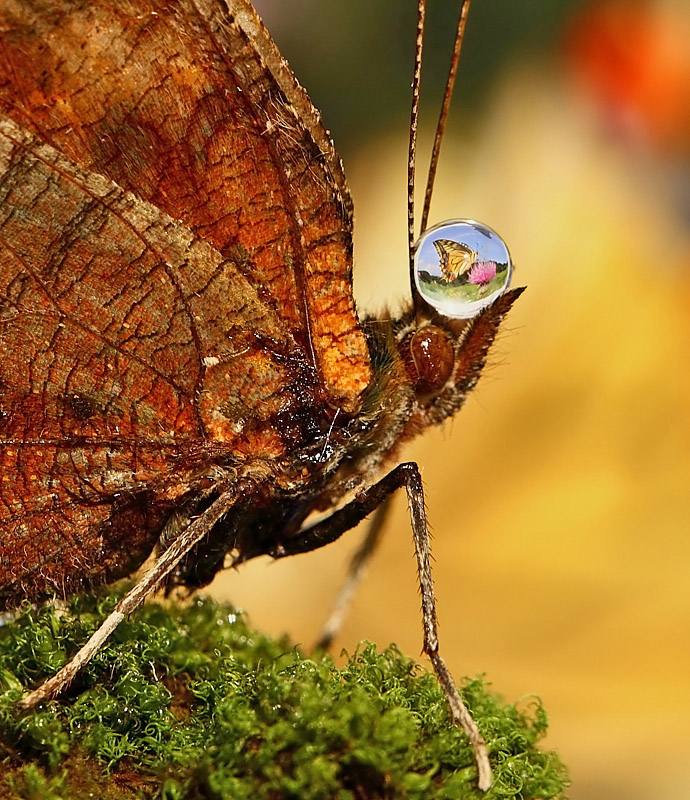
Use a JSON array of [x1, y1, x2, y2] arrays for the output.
[[0, 588, 569, 799]]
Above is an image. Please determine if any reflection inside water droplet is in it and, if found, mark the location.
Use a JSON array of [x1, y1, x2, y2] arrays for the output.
[[413, 219, 513, 319]]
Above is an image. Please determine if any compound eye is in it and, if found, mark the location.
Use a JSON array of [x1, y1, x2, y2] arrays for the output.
[[413, 219, 513, 319], [410, 325, 454, 392]]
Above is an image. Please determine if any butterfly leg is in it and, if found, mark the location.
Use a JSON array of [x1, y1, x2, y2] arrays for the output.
[[271, 462, 492, 791], [314, 496, 392, 651], [19, 487, 240, 710]]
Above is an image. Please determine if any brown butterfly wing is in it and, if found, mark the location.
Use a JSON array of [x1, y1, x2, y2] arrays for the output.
[[0, 0, 370, 607], [0, 0, 370, 405], [0, 116, 304, 605]]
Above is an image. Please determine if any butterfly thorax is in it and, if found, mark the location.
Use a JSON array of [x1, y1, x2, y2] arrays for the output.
[[158, 301, 473, 588], [181, 289, 522, 589]]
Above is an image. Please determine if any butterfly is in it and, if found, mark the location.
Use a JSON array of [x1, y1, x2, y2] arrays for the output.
[[0, 0, 521, 788], [434, 238, 479, 281]]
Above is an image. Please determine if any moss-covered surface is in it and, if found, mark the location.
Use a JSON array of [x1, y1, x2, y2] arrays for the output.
[[0, 589, 569, 799]]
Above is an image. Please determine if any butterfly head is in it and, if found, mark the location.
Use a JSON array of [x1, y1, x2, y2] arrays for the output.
[[390, 219, 520, 427]]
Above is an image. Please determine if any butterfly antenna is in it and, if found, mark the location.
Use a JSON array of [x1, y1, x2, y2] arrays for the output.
[[408, 0, 426, 301], [420, 0, 472, 235]]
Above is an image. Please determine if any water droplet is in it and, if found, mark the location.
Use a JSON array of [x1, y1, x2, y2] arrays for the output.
[[413, 219, 513, 319]]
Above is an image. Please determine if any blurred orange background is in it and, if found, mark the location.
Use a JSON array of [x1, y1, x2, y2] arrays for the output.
[[216, 2, 690, 798]]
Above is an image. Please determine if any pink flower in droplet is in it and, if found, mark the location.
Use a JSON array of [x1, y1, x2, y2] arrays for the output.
[[467, 260, 497, 285]]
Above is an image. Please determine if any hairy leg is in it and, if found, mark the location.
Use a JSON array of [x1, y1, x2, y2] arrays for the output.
[[314, 496, 392, 651], [271, 462, 492, 791], [19, 487, 239, 709]]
